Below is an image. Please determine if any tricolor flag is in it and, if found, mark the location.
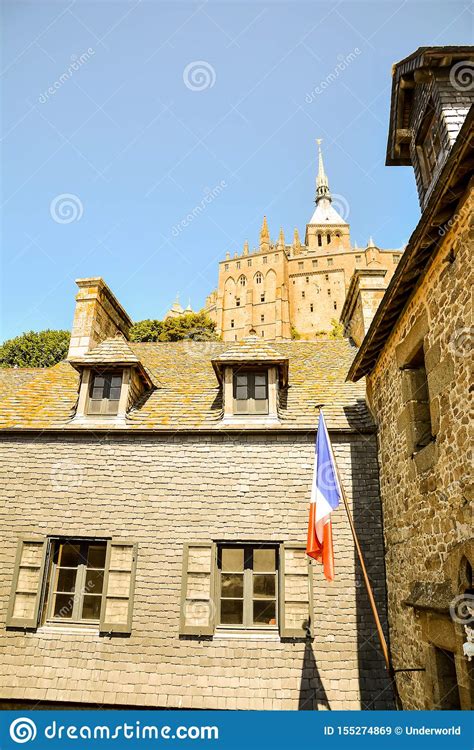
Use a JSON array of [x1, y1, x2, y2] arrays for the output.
[[306, 410, 342, 581]]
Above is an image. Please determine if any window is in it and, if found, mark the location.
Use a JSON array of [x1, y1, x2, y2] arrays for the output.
[[233, 369, 268, 414], [393, 255, 399, 264], [306, 276, 309, 283], [230, 320, 235, 328], [298, 262, 304, 270], [236, 297, 241, 307], [327, 289, 331, 296], [325, 274, 329, 281], [255, 272, 263, 284], [327, 234, 331, 244], [400, 345, 433, 452], [432, 648, 461, 709], [263, 256, 268, 265], [261, 330, 264, 338], [355, 255, 361, 263], [87, 371, 122, 416], [317, 234, 322, 247], [224, 263, 229, 271], [310, 303, 314, 312], [218, 546, 278, 628], [260, 293, 265, 303], [247, 259, 252, 267], [6, 537, 138, 634], [180, 542, 312, 637], [302, 291, 305, 299], [260, 314, 265, 323], [327, 258, 333, 266], [47, 540, 106, 622], [333, 301, 337, 310], [236, 261, 241, 269], [238, 275, 247, 286], [417, 102, 444, 187], [312, 259, 318, 267]]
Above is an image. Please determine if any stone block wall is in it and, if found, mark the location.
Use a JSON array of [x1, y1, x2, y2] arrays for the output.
[[0, 431, 392, 710]]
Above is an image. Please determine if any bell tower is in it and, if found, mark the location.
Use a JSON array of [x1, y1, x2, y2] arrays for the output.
[[305, 140, 351, 252]]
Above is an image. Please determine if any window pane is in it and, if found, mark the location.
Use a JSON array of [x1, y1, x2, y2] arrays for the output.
[[234, 373, 248, 400], [58, 543, 81, 568], [53, 593, 75, 618], [91, 375, 106, 399], [253, 548, 276, 572], [253, 574, 276, 598], [253, 599, 276, 625], [87, 544, 106, 569], [254, 384, 267, 400], [56, 568, 77, 592], [221, 573, 244, 598], [220, 599, 243, 625], [109, 375, 122, 400], [82, 595, 102, 620], [85, 569, 104, 595], [221, 548, 244, 572]]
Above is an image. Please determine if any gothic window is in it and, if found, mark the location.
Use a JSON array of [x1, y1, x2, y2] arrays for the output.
[[233, 370, 268, 415], [238, 275, 247, 287], [327, 234, 331, 244], [255, 272, 263, 284], [317, 234, 322, 247], [87, 371, 123, 416]]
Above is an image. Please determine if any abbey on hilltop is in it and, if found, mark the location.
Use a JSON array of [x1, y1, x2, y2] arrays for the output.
[[205, 142, 403, 342]]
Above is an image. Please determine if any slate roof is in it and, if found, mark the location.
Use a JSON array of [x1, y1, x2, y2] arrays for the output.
[[0, 340, 374, 432], [69, 335, 142, 367], [0, 368, 44, 400]]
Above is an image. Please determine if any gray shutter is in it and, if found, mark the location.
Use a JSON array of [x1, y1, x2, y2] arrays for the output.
[[6, 537, 48, 629], [179, 542, 216, 636], [279, 542, 313, 638], [100, 540, 138, 634]]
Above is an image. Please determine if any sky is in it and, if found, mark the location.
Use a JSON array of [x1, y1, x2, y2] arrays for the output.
[[1, 0, 472, 341]]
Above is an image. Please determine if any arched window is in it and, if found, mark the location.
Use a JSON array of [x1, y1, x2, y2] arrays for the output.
[[327, 233, 331, 244], [255, 272, 263, 284], [238, 275, 247, 287], [317, 234, 322, 247]]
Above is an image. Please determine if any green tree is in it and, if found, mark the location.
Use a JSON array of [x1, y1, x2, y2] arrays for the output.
[[0, 330, 70, 368], [328, 319, 344, 339], [130, 312, 218, 342]]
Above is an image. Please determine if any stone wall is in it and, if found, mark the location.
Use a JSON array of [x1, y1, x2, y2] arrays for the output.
[[366, 200, 473, 709], [0, 431, 392, 710]]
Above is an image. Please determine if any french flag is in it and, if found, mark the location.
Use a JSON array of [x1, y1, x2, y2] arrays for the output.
[[306, 410, 341, 581]]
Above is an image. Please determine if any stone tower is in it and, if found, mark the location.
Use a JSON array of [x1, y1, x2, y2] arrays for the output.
[[207, 141, 403, 341]]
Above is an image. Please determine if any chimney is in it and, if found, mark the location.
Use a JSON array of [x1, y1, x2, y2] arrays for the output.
[[67, 277, 133, 358], [340, 269, 388, 347]]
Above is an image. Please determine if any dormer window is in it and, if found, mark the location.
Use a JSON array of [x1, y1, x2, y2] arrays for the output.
[[87, 371, 123, 416], [416, 101, 445, 188], [233, 370, 268, 415]]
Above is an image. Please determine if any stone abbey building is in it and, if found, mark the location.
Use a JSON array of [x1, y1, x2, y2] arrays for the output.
[[205, 144, 402, 342], [0, 45, 472, 712]]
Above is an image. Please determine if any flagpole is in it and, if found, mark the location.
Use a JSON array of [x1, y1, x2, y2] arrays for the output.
[[315, 406, 391, 675]]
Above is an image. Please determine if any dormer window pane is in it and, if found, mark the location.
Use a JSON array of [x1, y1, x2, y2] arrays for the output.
[[88, 371, 123, 416], [233, 370, 268, 415]]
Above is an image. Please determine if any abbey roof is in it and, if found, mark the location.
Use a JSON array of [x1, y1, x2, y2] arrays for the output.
[[0, 339, 373, 432]]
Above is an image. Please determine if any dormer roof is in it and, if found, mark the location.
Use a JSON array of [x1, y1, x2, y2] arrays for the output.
[[211, 336, 289, 386], [68, 334, 153, 387]]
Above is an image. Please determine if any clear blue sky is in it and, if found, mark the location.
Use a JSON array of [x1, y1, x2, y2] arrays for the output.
[[1, 0, 472, 340]]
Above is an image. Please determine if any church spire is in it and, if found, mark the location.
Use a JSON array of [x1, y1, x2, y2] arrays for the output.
[[260, 216, 270, 252], [315, 139, 331, 204]]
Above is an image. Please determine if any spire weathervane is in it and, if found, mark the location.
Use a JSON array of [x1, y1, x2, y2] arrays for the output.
[[315, 138, 331, 204]]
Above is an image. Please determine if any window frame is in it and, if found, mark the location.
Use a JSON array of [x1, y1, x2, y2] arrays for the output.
[[217, 544, 279, 631], [416, 100, 446, 189], [86, 369, 124, 416], [232, 368, 269, 415]]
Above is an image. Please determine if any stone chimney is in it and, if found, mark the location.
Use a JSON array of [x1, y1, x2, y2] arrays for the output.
[[340, 269, 388, 346], [67, 277, 133, 359]]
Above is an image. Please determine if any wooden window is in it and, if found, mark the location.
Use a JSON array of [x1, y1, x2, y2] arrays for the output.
[[87, 371, 122, 416], [233, 369, 268, 415], [180, 542, 312, 638], [6, 537, 137, 634], [416, 102, 445, 188]]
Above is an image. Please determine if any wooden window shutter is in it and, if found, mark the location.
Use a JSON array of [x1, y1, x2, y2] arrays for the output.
[[279, 542, 313, 638], [100, 540, 138, 634], [6, 537, 48, 629], [179, 542, 216, 636]]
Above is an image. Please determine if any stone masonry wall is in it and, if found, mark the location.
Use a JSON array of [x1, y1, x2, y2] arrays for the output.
[[0, 431, 391, 710], [366, 200, 472, 708]]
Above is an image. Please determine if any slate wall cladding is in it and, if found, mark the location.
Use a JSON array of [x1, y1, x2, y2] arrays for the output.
[[0, 431, 392, 710]]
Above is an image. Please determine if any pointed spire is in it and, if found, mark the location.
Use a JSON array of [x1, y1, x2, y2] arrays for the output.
[[260, 216, 270, 252], [367, 236, 375, 248], [315, 138, 331, 204], [243, 240, 249, 256], [277, 227, 285, 250]]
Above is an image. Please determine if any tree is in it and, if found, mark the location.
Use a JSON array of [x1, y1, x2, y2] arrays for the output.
[[129, 312, 218, 342], [328, 319, 344, 339], [0, 330, 71, 368]]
